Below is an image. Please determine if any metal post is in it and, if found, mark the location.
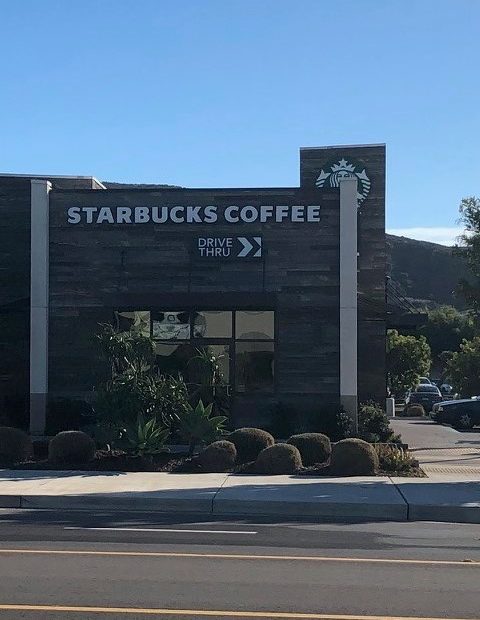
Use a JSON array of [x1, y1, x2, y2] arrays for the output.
[[30, 179, 51, 436], [339, 177, 358, 431]]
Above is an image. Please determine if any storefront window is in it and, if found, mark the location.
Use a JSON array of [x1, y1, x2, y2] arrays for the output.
[[235, 342, 274, 392], [235, 311, 274, 340], [116, 308, 275, 394], [155, 342, 196, 377], [152, 311, 190, 340], [115, 311, 151, 337], [192, 311, 232, 338], [188, 344, 230, 384]]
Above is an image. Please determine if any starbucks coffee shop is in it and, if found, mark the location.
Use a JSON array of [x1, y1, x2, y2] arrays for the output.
[[0, 144, 386, 435]]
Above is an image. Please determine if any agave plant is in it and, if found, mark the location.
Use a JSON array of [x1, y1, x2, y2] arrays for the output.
[[177, 399, 227, 456], [123, 415, 170, 457]]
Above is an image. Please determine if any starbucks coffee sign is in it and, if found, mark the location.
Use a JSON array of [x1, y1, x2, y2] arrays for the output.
[[66, 204, 321, 225], [316, 158, 371, 203]]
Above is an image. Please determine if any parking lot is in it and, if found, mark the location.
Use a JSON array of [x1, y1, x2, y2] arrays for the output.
[[390, 417, 480, 477]]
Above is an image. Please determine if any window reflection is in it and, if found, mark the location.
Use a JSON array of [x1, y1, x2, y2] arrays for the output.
[[155, 342, 230, 387], [152, 311, 190, 340], [189, 344, 230, 384], [236, 311, 274, 340], [115, 311, 151, 337], [235, 342, 274, 392], [192, 311, 232, 338], [155, 342, 196, 377], [115, 308, 275, 395]]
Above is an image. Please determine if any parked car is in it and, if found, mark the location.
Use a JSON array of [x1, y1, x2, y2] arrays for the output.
[[405, 384, 443, 413], [418, 377, 432, 385], [431, 397, 480, 429]]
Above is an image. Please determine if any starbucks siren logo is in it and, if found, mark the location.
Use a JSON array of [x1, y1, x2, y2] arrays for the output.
[[315, 158, 371, 203]]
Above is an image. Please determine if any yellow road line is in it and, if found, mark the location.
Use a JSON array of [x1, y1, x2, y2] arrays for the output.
[[0, 548, 478, 567], [0, 604, 473, 619]]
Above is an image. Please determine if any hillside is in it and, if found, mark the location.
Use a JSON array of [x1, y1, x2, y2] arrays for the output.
[[387, 234, 470, 309]]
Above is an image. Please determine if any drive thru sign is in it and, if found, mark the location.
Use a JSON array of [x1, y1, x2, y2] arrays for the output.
[[193, 236, 263, 260]]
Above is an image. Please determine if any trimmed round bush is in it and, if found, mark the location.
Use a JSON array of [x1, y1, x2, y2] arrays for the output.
[[0, 426, 33, 464], [254, 443, 302, 474], [229, 427, 274, 463], [330, 438, 379, 476], [287, 433, 331, 466], [198, 440, 237, 472], [48, 430, 95, 465], [403, 404, 425, 417]]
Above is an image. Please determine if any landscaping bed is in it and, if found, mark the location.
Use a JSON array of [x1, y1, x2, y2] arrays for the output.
[[0, 382, 423, 477], [9, 449, 187, 473], [7, 442, 425, 478]]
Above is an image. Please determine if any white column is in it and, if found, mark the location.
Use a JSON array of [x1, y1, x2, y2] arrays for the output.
[[339, 177, 358, 431], [30, 179, 51, 436]]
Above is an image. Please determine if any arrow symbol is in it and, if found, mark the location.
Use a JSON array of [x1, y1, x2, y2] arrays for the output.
[[238, 237, 253, 257], [253, 236, 262, 257]]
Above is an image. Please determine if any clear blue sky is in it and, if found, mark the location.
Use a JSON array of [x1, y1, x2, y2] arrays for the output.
[[1, 0, 479, 243]]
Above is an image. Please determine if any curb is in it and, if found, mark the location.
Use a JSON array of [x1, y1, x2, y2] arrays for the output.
[[7, 495, 213, 513], [1, 494, 479, 524], [213, 499, 408, 521], [0, 494, 408, 521], [409, 504, 480, 524]]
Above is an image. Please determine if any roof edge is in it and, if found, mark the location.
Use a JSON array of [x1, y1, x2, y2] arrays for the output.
[[300, 143, 386, 150], [0, 173, 106, 189]]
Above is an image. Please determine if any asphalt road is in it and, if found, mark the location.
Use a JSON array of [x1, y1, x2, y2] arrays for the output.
[[0, 509, 479, 619]]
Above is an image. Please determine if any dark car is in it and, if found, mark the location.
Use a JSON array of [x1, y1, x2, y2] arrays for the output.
[[405, 384, 443, 413], [431, 397, 480, 429]]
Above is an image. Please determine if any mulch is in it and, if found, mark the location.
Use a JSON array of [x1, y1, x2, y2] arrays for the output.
[[7, 450, 424, 477]]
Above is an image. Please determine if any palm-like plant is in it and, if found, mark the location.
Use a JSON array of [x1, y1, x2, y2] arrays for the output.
[[177, 400, 227, 456], [188, 347, 229, 416], [123, 414, 170, 457]]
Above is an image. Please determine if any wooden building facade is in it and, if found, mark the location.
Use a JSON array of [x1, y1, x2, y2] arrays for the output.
[[0, 144, 386, 433]]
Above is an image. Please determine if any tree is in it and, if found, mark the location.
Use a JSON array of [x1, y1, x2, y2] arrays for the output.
[[386, 329, 431, 395], [446, 337, 480, 397], [94, 324, 190, 436], [457, 196, 480, 315], [419, 305, 475, 362]]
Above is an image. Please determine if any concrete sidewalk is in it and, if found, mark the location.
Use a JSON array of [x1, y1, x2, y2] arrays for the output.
[[1, 469, 479, 524]]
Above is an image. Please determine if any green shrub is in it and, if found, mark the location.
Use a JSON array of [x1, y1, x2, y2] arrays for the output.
[[123, 415, 170, 456], [48, 431, 96, 465], [357, 431, 381, 443], [177, 400, 227, 455], [403, 403, 425, 417], [229, 427, 274, 463], [330, 438, 379, 476], [358, 402, 394, 442], [254, 443, 302, 474], [287, 433, 331, 466], [375, 444, 418, 474], [198, 440, 237, 472], [95, 323, 190, 428], [317, 408, 353, 441], [0, 426, 33, 464]]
